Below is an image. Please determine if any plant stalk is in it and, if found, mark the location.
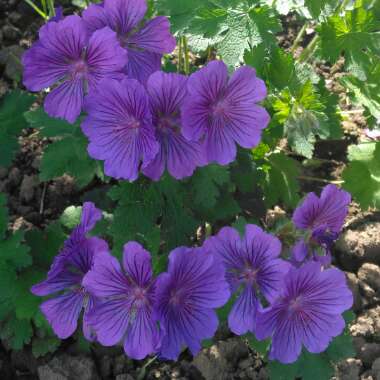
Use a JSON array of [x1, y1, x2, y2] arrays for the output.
[[178, 36, 183, 73], [24, 0, 47, 19], [290, 23, 307, 55], [298, 35, 319, 63], [182, 36, 190, 75]]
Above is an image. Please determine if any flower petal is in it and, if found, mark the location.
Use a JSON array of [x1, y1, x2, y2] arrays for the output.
[[82, 4, 109, 34], [228, 286, 258, 335], [129, 16, 176, 54], [202, 122, 237, 165], [181, 60, 229, 141], [269, 316, 303, 364], [86, 27, 128, 92], [80, 202, 103, 232], [31, 270, 81, 296], [123, 307, 159, 359], [40, 291, 84, 339], [86, 298, 131, 346], [104, 0, 146, 34], [83, 251, 129, 298], [122, 241, 153, 288], [126, 49, 162, 83], [44, 78, 84, 124]]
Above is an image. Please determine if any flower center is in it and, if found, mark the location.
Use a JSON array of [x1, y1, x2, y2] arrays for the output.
[[211, 99, 228, 117], [133, 287, 146, 301], [242, 267, 259, 283], [289, 295, 303, 312], [128, 117, 141, 129], [70, 59, 88, 79], [157, 114, 180, 134]]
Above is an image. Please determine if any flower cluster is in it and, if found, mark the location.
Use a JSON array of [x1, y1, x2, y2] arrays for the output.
[[33, 185, 353, 363], [22, 0, 270, 182], [291, 184, 351, 267]]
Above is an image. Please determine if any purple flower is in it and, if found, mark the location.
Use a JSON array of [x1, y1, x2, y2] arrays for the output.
[[142, 71, 205, 181], [83, 242, 160, 360], [256, 262, 353, 364], [49, 7, 64, 22], [181, 60, 270, 165], [291, 239, 332, 267], [292, 185, 351, 245], [31, 203, 109, 340], [82, 0, 176, 83], [22, 15, 127, 123], [156, 246, 230, 360], [204, 225, 289, 336], [81, 77, 159, 181]]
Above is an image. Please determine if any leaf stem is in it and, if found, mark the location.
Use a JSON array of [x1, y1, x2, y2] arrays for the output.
[[40, 0, 47, 16], [47, 0, 55, 18], [290, 23, 307, 55], [298, 35, 319, 63], [178, 36, 183, 73], [298, 175, 344, 185], [182, 36, 190, 75], [24, 0, 47, 19]]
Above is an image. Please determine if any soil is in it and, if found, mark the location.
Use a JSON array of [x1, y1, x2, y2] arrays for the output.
[[0, 3, 379, 380]]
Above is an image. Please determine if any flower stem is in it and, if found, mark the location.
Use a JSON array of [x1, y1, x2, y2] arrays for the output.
[[290, 23, 307, 55], [47, 0, 55, 18], [298, 175, 344, 185], [182, 36, 190, 75], [178, 36, 183, 73], [298, 35, 319, 63], [40, 0, 47, 16], [24, 0, 47, 19]]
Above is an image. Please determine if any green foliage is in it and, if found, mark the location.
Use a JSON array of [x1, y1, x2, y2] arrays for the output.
[[191, 165, 230, 210], [0, 193, 8, 239], [0, 196, 62, 353], [268, 311, 355, 380], [319, 4, 380, 80], [341, 62, 380, 120], [25, 107, 102, 188], [262, 153, 301, 208], [0, 90, 35, 167], [272, 80, 338, 158], [343, 141, 380, 209]]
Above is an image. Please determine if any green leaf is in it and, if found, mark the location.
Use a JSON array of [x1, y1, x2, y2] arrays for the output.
[[39, 135, 101, 188], [0, 90, 35, 167], [268, 359, 299, 380], [13, 269, 45, 320], [0, 231, 31, 270], [25, 222, 66, 269], [319, 6, 380, 79], [157, 177, 199, 250], [0, 193, 8, 239], [341, 63, 380, 120], [0, 317, 33, 350], [60, 205, 83, 229], [109, 182, 163, 255], [245, 333, 269, 356], [272, 81, 330, 158], [343, 141, 380, 209], [24, 107, 77, 137], [32, 336, 61, 358], [297, 351, 334, 380], [191, 165, 230, 210], [263, 153, 301, 208], [156, 0, 205, 33], [0, 265, 17, 319], [218, 6, 281, 68]]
